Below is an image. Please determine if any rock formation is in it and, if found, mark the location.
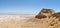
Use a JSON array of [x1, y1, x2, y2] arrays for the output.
[[35, 8, 55, 19], [50, 12, 60, 19], [35, 8, 60, 28], [48, 12, 60, 28], [35, 14, 47, 19]]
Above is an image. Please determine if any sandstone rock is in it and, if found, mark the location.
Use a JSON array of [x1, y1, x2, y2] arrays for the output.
[[35, 14, 47, 19], [35, 8, 55, 19], [48, 12, 60, 28]]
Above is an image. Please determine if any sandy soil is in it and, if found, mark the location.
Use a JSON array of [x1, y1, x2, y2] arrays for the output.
[[0, 15, 56, 28]]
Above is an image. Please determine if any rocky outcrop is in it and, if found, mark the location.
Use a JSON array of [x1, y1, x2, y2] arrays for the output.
[[35, 8, 55, 19], [48, 12, 60, 28], [50, 12, 60, 18], [35, 8, 60, 28], [35, 14, 47, 19]]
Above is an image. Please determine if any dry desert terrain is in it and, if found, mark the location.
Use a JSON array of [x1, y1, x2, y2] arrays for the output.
[[0, 14, 59, 28]]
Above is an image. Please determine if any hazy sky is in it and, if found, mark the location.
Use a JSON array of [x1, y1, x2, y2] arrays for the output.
[[0, 0, 60, 14]]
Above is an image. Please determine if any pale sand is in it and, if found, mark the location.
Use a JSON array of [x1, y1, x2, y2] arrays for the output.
[[0, 15, 51, 28]]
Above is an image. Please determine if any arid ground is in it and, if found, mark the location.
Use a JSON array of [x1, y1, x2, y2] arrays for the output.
[[0, 14, 59, 28], [0, 14, 45, 28]]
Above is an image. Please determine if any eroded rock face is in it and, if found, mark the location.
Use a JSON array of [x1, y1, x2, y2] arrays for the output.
[[35, 14, 47, 19], [35, 8, 60, 28], [40, 8, 55, 16], [48, 12, 60, 28], [35, 8, 55, 19], [50, 12, 60, 21], [50, 12, 60, 18]]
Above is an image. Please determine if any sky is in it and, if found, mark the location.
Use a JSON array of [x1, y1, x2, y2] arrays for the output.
[[0, 0, 60, 14]]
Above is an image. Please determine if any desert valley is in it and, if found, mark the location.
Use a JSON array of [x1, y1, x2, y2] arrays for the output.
[[0, 8, 60, 28]]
